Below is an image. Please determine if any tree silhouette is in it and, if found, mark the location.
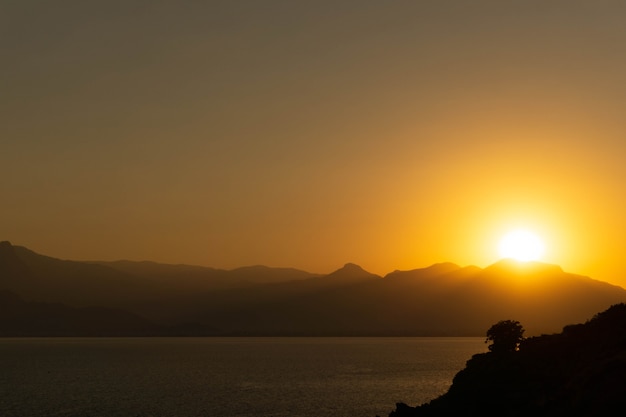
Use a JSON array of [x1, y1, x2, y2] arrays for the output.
[[485, 320, 525, 353]]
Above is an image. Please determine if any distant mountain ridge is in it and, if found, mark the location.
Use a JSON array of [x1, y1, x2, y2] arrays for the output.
[[1, 241, 625, 336], [0, 289, 164, 336]]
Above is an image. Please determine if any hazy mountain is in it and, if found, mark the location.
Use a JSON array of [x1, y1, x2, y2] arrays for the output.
[[0, 241, 320, 320], [185, 260, 626, 336], [186, 263, 383, 335], [91, 260, 320, 286], [0, 289, 164, 336], [1, 241, 625, 336]]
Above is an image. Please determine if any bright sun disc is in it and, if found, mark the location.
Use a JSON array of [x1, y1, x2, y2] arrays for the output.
[[498, 229, 546, 262]]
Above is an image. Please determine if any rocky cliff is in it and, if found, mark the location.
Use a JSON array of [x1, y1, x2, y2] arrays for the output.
[[389, 303, 626, 416]]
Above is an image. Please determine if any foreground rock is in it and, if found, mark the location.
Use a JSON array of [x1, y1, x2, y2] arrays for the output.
[[389, 303, 626, 416]]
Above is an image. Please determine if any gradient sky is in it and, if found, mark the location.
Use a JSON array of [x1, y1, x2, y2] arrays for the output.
[[3, 1, 626, 286]]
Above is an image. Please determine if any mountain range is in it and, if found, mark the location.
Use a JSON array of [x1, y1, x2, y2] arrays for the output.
[[1, 241, 625, 336]]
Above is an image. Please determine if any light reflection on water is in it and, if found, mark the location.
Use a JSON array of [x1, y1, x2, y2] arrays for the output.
[[0, 337, 486, 417]]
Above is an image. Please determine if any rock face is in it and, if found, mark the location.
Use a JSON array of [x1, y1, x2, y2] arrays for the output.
[[388, 303, 626, 416]]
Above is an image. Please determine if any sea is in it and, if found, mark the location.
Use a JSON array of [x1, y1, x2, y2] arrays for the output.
[[0, 337, 486, 417]]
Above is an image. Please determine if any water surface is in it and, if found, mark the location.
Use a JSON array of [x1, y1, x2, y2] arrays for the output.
[[0, 337, 486, 417]]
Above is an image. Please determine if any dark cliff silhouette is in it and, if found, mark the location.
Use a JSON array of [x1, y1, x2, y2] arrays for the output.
[[388, 303, 626, 416], [1, 241, 626, 336]]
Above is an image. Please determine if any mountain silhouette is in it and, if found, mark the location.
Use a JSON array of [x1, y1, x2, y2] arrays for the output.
[[0, 289, 164, 336], [0, 241, 319, 321], [92, 260, 319, 286], [1, 241, 625, 336], [321, 262, 382, 283]]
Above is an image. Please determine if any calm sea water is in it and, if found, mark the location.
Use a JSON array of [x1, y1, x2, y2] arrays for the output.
[[0, 337, 486, 417]]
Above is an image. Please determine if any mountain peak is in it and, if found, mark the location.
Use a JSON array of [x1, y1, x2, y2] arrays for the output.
[[384, 262, 461, 280], [0, 240, 20, 262], [340, 262, 365, 271], [326, 263, 380, 281], [426, 262, 461, 273], [0, 241, 31, 284]]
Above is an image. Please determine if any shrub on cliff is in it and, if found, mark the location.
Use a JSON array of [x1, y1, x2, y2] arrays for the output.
[[485, 319, 525, 353]]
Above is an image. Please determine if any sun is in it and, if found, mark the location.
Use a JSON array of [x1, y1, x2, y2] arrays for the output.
[[498, 229, 546, 262]]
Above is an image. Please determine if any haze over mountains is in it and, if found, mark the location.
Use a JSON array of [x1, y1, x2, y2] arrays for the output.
[[1, 241, 625, 336]]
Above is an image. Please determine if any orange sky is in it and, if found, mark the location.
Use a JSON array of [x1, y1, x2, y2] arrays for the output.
[[3, 1, 626, 287]]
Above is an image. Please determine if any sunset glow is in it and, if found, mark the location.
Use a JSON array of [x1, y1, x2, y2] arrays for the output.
[[498, 230, 546, 262], [4, 3, 626, 416], [3, 1, 626, 288]]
